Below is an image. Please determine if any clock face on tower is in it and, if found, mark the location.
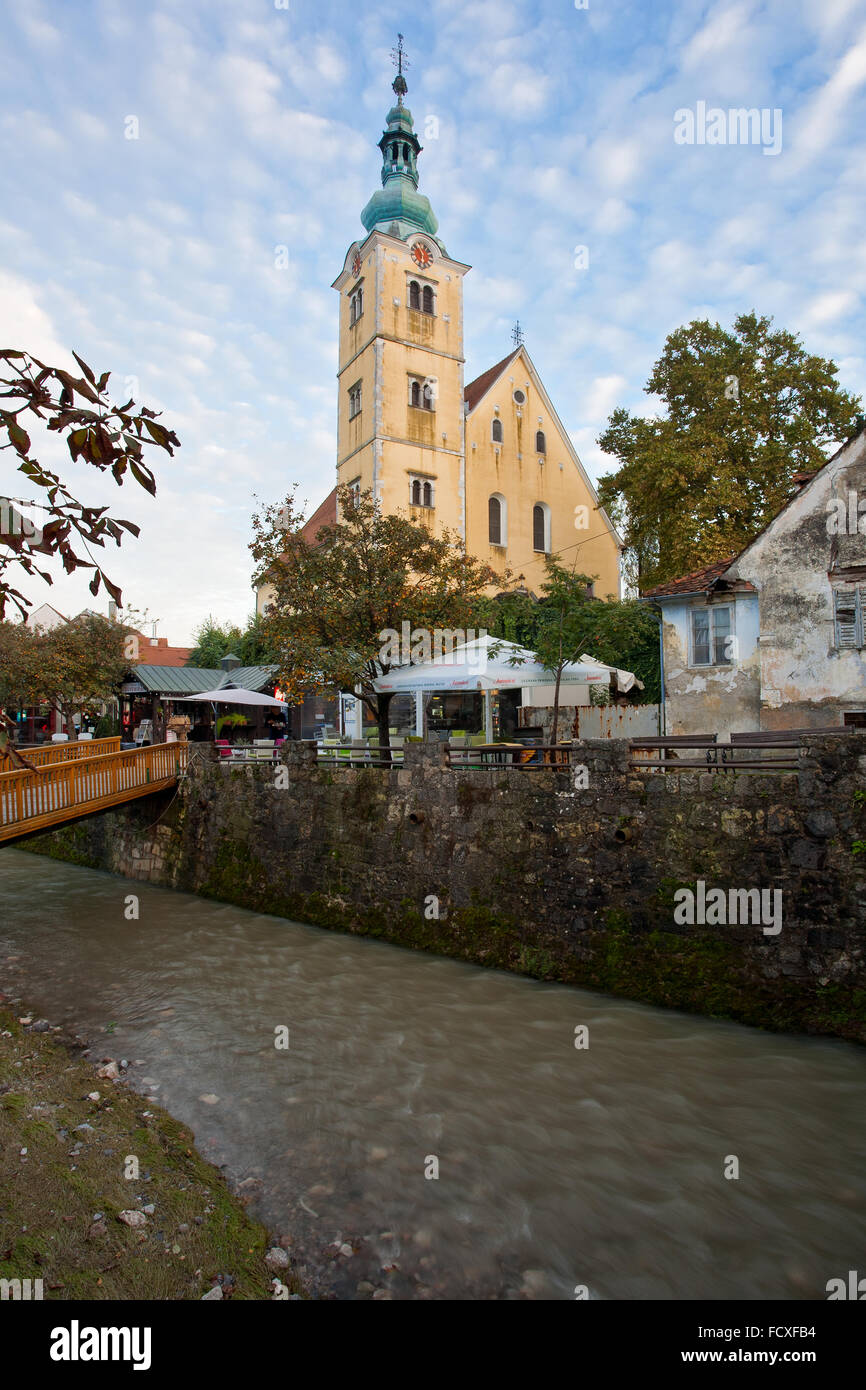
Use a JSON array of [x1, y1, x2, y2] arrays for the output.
[[352, 252, 362, 278], [411, 242, 433, 269]]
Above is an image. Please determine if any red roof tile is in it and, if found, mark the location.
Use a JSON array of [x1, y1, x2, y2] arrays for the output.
[[464, 350, 521, 413], [642, 558, 741, 598]]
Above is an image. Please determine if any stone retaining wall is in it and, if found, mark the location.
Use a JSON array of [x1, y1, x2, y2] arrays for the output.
[[19, 734, 866, 1043]]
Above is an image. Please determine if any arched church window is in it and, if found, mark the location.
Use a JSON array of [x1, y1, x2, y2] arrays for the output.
[[422, 285, 434, 315], [423, 481, 432, 508], [410, 379, 421, 408], [488, 496, 502, 546], [403, 143, 409, 162], [533, 504, 549, 554], [409, 281, 421, 311], [536, 430, 546, 455], [411, 479, 422, 505], [492, 418, 503, 444]]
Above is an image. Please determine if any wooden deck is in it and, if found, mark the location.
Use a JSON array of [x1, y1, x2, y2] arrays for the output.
[[0, 743, 188, 845]]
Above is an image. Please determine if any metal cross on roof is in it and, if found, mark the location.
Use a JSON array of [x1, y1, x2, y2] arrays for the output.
[[512, 321, 525, 348], [392, 33, 409, 77], [391, 33, 410, 99]]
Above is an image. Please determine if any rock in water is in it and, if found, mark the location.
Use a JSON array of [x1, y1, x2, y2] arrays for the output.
[[265, 1247, 290, 1272]]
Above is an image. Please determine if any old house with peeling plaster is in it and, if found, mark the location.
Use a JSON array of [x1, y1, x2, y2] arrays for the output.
[[643, 427, 866, 736]]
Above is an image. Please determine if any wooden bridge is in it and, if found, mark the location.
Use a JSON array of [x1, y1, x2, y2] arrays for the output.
[[0, 739, 189, 845]]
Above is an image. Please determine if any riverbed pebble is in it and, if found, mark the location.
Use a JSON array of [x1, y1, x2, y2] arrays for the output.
[[118, 1211, 147, 1229], [265, 1247, 290, 1272]]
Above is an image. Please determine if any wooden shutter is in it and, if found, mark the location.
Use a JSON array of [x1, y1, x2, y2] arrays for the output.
[[834, 590, 858, 648]]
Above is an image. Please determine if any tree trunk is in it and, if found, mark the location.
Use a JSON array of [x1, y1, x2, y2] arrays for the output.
[[376, 693, 393, 766], [551, 665, 563, 751]]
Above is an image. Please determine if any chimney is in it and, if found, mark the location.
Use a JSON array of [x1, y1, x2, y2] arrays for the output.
[[221, 654, 242, 673]]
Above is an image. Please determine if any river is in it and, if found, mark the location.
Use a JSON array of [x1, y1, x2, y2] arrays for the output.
[[1, 849, 864, 1300]]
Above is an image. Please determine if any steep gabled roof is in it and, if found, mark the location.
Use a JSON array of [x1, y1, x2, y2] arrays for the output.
[[299, 488, 337, 546], [464, 350, 521, 413]]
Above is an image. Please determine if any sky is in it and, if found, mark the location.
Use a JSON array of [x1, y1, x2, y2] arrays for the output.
[[1, 0, 865, 644]]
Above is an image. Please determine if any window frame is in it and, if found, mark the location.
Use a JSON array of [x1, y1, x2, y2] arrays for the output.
[[348, 284, 364, 326], [833, 586, 864, 649], [689, 603, 735, 668], [532, 502, 551, 554], [488, 493, 507, 548], [409, 474, 435, 510], [408, 376, 435, 412], [347, 381, 363, 421], [491, 418, 503, 445]]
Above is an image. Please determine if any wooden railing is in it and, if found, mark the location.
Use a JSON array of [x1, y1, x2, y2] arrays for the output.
[[447, 743, 578, 769], [0, 743, 188, 844], [629, 728, 852, 774], [629, 736, 798, 772], [8, 737, 122, 769]]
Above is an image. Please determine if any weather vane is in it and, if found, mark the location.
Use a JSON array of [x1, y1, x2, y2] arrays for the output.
[[512, 321, 525, 348], [391, 33, 409, 101]]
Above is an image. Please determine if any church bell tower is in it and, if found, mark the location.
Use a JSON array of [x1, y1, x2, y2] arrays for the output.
[[332, 36, 472, 540]]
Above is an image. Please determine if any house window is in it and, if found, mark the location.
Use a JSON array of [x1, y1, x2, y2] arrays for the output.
[[533, 503, 550, 554], [489, 494, 507, 547], [691, 605, 733, 666], [834, 587, 864, 648], [348, 382, 362, 420], [349, 286, 363, 325], [409, 475, 434, 509], [492, 418, 503, 444], [536, 430, 546, 455], [409, 281, 421, 311]]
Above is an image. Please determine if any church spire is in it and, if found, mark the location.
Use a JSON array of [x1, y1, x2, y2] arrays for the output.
[[360, 34, 443, 248]]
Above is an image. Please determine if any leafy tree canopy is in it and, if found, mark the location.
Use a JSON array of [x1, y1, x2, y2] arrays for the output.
[[0, 349, 178, 619], [251, 484, 500, 753], [187, 614, 274, 669], [0, 612, 132, 745], [597, 312, 863, 591], [478, 565, 660, 707]]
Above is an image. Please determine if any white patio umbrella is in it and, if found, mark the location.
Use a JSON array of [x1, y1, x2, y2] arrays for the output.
[[177, 683, 288, 737], [373, 636, 615, 741]]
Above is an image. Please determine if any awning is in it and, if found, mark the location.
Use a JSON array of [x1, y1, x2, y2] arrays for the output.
[[373, 636, 614, 694]]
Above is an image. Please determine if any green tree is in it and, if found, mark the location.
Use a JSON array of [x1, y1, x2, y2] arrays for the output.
[[597, 312, 863, 591], [502, 559, 660, 743], [1, 349, 179, 619], [251, 485, 499, 759], [0, 620, 39, 767], [187, 614, 273, 668], [36, 613, 130, 743]]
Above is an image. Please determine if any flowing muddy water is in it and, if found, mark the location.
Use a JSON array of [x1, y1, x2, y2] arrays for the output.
[[1, 849, 864, 1300]]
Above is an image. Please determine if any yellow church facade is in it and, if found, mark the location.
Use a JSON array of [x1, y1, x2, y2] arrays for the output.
[[258, 56, 621, 613]]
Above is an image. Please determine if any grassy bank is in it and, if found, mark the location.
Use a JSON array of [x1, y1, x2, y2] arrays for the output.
[[0, 1006, 303, 1301]]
